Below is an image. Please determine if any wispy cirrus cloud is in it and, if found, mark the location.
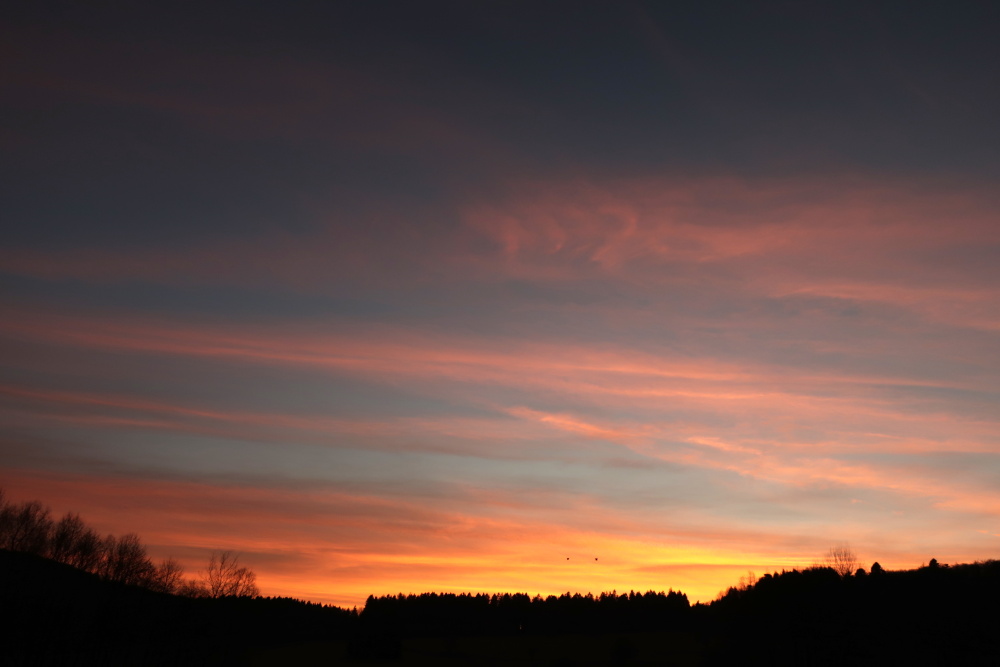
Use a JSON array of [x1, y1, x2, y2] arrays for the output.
[[4, 2, 1000, 614], [5, 175, 998, 301], [3, 301, 998, 509]]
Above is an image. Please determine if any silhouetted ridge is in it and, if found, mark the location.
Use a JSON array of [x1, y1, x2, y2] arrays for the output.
[[0, 549, 355, 665], [6, 549, 1000, 665], [705, 561, 1000, 665]]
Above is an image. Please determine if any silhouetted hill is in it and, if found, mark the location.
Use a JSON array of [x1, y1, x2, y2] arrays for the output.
[[705, 561, 1000, 665], [0, 549, 355, 665]]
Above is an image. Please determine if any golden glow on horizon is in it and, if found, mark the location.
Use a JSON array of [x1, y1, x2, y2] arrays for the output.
[[2, 470, 988, 609]]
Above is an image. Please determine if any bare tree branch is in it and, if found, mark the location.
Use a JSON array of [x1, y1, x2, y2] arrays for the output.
[[826, 544, 859, 578], [203, 551, 259, 598]]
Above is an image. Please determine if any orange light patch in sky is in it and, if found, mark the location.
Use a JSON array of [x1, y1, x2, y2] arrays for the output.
[[0, 468, 851, 606]]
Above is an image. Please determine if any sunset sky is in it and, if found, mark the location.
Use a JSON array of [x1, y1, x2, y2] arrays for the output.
[[3, 1, 1000, 607]]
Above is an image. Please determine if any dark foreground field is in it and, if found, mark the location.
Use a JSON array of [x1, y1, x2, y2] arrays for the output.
[[244, 631, 701, 666]]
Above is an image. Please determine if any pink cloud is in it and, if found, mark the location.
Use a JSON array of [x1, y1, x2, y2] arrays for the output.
[[3, 174, 997, 312], [3, 306, 997, 466]]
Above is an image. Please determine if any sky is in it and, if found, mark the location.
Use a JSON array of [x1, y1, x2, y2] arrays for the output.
[[2, 1, 1000, 607]]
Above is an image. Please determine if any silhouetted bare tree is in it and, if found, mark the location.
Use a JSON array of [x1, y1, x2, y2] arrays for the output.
[[0, 489, 262, 598], [99, 533, 156, 586], [0, 500, 54, 555], [738, 570, 758, 591], [826, 544, 859, 578], [148, 557, 185, 594], [176, 577, 210, 597], [203, 551, 259, 597], [49, 512, 86, 563], [68, 526, 104, 572]]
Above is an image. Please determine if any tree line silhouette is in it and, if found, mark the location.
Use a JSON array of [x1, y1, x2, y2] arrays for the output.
[[3, 488, 1000, 665], [359, 589, 690, 636], [0, 488, 257, 598]]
